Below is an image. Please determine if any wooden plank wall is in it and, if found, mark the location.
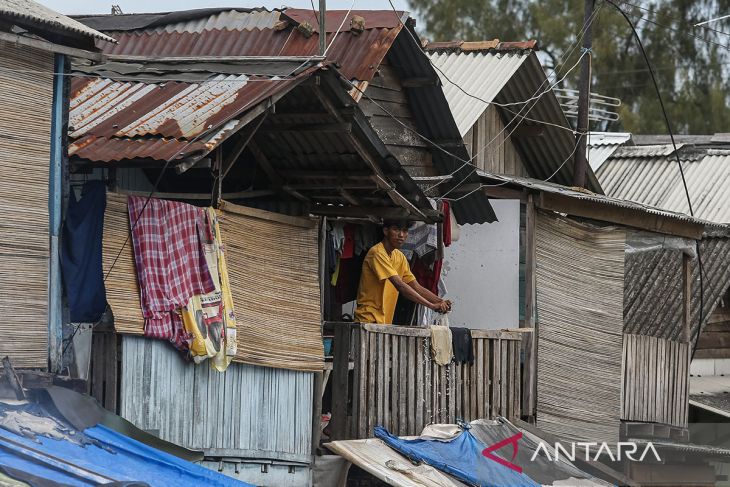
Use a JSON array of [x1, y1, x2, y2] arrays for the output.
[[358, 61, 437, 179], [89, 330, 119, 412], [463, 104, 527, 177], [332, 324, 521, 440], [695, 289, 730, 359], [621, 334, 689, 428]]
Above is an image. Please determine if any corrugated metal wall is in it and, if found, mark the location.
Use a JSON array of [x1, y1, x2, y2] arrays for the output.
[[0, 41, 54, 368], [119, 336, 314, 463]]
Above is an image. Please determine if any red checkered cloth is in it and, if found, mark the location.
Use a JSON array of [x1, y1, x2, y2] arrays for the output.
[[128, 196, 215, 347]]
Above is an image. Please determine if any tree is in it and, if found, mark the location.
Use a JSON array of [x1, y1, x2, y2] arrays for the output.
[[409, 0, 730, 134]]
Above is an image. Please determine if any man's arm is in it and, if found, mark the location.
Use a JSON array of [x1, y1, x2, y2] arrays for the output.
[[408, 280, 452, 312], [388, 275, 441, 311]]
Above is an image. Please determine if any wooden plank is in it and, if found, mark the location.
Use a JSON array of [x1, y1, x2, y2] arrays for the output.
[[424, 336, 432, 425], [415, 337, 424, 432], [683, 254, 692, 344], [524, 195, 537, 419], [454, 358, 462, 419], [448, 362, 456, 423], [649, 337, 657, 423], [439, 357, 447, 424], [376, 332, 385, 428], [367, 331, 376, 437], [490, 339, 500, 418], [500, 339, 508, 418], [475, 339, 484, 419], [398, 336, 407, 435], [512, 340, 520, 419], [407, 336, 416, 435], [391, 333, 400, 435], [383, 333, 391, 431], [361, 324, 431, 337], [330, 324, 351, 440], [357, 327, 368, 438], [218, 200, 316, 229]]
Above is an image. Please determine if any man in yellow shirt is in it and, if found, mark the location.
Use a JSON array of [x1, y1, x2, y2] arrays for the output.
[[354, 220, 451, 324]]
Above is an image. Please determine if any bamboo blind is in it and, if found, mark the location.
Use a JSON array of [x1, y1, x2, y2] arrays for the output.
[[622, 334, 689, 428], [102, 195, 324, 371], [535, 213, 625, 445], [218, 202, 323, 371], [0, 42, 54, 368]]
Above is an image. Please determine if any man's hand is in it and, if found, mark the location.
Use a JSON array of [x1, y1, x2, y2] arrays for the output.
[[430, 300, 451, 313]]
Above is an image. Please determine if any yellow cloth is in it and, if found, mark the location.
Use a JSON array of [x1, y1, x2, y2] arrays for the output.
[[181, 208, 237, 371], [430, 325, 453, 365], [354, 242, 416, 324]]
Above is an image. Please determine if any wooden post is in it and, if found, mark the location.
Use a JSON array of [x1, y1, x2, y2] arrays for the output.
[[312, 371, 323, 454], [330, 323, 351, 440], [522, 195, 537, 421], [682, 253, 692, 344]]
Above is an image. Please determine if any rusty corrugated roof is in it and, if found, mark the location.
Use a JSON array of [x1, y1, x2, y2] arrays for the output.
[[81, 9, 405, 83], [68, 65, 320, 163]]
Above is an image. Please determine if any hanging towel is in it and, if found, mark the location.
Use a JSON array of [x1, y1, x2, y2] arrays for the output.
[[128, 196, 215, 347], [430, 325, 453, 365], [61, 181, 107, 323], [451, 327, 474, 364], [401, 222, 438, 260]]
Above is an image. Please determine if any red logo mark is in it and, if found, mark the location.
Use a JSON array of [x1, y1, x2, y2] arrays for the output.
[[482, 432, 523, 473]]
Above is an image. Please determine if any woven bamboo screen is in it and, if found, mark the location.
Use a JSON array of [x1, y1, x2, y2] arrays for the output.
[[102, 195, 323, 371], [535, 213, 625, 445], [0, 42, 54, 368], [218, 202, 323, 371]]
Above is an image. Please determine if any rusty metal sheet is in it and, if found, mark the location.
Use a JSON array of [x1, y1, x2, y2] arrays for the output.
[[88, 9, 402, 82], [68, 65, 317, 163]]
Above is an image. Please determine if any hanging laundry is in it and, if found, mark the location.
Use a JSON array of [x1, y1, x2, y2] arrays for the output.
[[341, 224, 355, 259], [61, 181, 107, 323], [329, 222, 345, 253], [181, 208, 237, 371], [334, 253, 365, 304], [128, 196, 215, 347], [442, 200, 452, 247], [411, 255, 443, 295], [451, 327, 474, 364], [355, 225, 378, 256], [401, 222, 438, 260], [430, 325, 453, 365]]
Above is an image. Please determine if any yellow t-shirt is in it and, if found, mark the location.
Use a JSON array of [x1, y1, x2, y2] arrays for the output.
[[354, 242, 416, 324]]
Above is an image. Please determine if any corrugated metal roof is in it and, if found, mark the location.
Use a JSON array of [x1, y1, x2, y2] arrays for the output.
[[598, 149, 730, 224], [68, 65, 318, 163], [427, 50, 529, 136], [586, 131, 631, 171], [79, 8, 405, 84], [425, 50, 602, 193], [690, 375, 730, 417], [0, 0, 114, 42], [612, 143, 682, 158]]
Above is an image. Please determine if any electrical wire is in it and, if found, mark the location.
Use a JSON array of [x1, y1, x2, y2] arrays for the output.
[[323, 0, 356, 56], [620, 0, 730, 38], [605, 0, 705, 359]]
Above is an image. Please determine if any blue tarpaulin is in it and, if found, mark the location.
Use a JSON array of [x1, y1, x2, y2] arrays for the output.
[[374, 426, 540, 487], [61, 180, 107, 322], [0, 416, 251, 487]]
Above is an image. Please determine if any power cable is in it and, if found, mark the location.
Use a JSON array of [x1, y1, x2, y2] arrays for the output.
[[605, 0, 705, 359]]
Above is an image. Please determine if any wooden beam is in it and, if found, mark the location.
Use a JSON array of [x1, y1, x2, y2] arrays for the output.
[[683, 253, 692, 344], [537, 192, 705, 239], [117, 189, 276, 200], [248, 140, 310, 203], [311, 205, 411, 219], [260, 122, 351, 133], [0, 31, 103, 61], [218, 200, 317, 229], [523, 195, 537, 420], [221, 112, 268, 180]]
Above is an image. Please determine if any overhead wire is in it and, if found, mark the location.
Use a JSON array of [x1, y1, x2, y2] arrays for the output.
[[605, 0, 705, 359]]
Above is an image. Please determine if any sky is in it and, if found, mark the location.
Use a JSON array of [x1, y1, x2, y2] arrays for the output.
[[36, 0, 413, 16]]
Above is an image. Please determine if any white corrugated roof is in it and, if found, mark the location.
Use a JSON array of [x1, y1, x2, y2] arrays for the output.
[[597, 148, 730, 224], [586, 131, 631, 171], [0, 0, 114, 42], [427, 50, 530, 136]]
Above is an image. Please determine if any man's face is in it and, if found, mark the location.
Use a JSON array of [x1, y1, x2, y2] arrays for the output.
[[384, 225, 409, 249]]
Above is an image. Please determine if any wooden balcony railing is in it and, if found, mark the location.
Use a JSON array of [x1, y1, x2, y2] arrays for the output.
[[328, 323, 522, 440]]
